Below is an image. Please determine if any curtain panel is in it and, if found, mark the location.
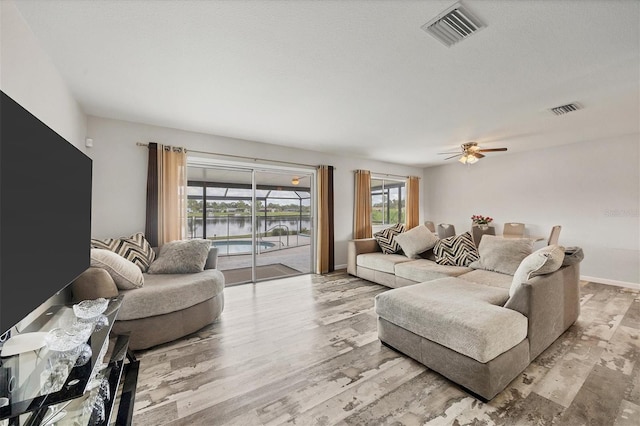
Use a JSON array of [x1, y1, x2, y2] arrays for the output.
[[316, 165, 335, 274], [145, 143, 187, 247], [353, 170, 372, 239], [405, 176, 420, 230]]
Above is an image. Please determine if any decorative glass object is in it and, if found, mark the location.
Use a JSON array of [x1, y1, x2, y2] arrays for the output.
[[45, 321, 93, 352], [73, 298, 109, 319], [74, 343, 93, 367]]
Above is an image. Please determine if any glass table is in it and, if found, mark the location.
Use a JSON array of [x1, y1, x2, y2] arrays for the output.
[[0, 296, 138, 426]]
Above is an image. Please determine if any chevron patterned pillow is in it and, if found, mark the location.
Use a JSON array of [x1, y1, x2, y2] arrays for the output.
[[91, 232, 156, 272], [374, 223, 406, 254], [433, 231, 479, 266]]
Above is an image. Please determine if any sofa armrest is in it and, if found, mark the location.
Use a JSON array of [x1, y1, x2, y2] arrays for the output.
[[504, 262, 580, 360], [347, 238, 381, 276], [71, 267, 119, 302], [205, 247, 219, 270]]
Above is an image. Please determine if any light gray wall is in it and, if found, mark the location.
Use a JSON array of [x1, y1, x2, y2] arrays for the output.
[[86, 116, 424, 268], [423, 135, 639, 285], [0, 0, 87, 151], [0, 0, 88, 326]]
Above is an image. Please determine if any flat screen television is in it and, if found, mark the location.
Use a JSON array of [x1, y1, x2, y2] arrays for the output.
[[0, 91, 92, 336]]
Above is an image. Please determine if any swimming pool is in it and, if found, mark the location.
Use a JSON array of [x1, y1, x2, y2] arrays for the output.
[[212, 240, 276, 254]]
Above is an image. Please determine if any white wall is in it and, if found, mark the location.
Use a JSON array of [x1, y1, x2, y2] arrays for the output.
[[0, 0, 87, 151], [86, 116, 424, 268], [423, 136, 640, 286]]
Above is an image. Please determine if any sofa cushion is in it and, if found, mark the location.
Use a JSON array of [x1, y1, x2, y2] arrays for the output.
[[394, 225, 439, 259], [357, 252, 412, 274], [458, 269, 514, 290], [91, 232, 156, 272], [510, 245, 565, 297], [90, 249, 144, 290], [148, 239, 212, 274], [373, 223, 406, 254], [394, 259, 471, 283], [117, 269, 225, 321], [375, 278, 526, 363], [470, 235, 533, 275], [433, 232, 479, 266]]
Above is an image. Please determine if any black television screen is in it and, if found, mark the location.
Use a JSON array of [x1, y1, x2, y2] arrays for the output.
[[0, 91, 92, 335]]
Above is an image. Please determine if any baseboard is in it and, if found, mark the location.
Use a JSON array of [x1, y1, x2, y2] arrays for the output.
[[334, 264, 347, 271], [581, 275, 640, 291]]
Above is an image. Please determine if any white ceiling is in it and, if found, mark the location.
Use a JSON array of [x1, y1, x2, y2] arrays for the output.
[[13, 0, 640, 167]]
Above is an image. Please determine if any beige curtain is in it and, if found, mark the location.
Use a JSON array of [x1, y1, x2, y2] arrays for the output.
[[353, 170, 372, 239], [316, 165, 334, 274], [405, 176, 420, 230], [158, 145, 187, 245]]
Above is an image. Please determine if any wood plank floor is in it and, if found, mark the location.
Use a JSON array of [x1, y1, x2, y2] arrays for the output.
[[132, 272, 640, 425]]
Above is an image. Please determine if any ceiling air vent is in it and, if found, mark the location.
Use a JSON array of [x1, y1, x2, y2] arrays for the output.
[[550, 103, 581, 116], [421, 3, 485, 47]]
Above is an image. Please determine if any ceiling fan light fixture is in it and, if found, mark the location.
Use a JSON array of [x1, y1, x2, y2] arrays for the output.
[[466, 155, 479, 164]]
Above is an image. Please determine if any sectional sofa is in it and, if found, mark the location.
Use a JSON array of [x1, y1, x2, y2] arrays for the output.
[[347, 228, 583, 400]]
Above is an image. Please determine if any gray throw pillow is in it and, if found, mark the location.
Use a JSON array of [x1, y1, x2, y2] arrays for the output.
[[509, 245, 565, 297], [394, 225, 439, 259], [148, 239, 212, 274], [90, 248, 144, 290], [469, 235, 533, 275]]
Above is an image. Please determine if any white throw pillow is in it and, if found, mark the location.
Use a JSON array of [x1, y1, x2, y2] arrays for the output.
[[394, 225, 439, 259], [510, 245, 565, 297], [90, 248, 144, 290]]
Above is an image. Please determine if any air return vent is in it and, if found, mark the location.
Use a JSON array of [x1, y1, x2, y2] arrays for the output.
[[550, 103, 581, 115], [421, 3, 485, 47]]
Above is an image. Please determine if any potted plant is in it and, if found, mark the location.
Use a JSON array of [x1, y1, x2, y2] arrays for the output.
[[471, 215, 493, 230]]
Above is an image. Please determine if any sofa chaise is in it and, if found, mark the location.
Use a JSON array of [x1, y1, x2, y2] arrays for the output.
[[348, 228, 583, 400]]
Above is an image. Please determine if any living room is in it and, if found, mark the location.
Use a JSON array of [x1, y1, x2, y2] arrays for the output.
[[1, 0, 638, 425]]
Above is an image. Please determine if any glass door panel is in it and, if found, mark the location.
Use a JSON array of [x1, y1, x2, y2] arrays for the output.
[[187, 166, 254, 285], [254, 170, 313, 281]]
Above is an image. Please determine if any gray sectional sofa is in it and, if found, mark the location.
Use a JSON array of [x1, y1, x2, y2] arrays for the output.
[[347, 233, 582, 400]]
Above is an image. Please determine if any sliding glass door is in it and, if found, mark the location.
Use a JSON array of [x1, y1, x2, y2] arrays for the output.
[[187, 162, 314, 285]]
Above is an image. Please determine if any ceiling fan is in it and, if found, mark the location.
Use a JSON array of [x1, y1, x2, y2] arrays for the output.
[[439, 142, 507, 164]]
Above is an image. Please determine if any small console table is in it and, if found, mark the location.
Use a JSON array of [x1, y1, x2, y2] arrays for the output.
[[0, 296, 138, 425]]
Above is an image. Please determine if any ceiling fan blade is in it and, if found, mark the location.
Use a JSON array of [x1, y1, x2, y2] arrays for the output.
[[438, 151, 461, 155], [443, 154, 461, 160], [472, 152, 485, 159], [478, 148, 508, 152]]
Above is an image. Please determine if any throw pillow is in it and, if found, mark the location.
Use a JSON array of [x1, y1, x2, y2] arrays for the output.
[[433, 232, 479, 266], [373, 223, 406, 254], [394, 225, 439, 259], [469, 235, 533, 275], [90, 249, 144, 290], [91, 232, 156, 272], [147, 239, 212, 274], [510, 245, 565, 297]]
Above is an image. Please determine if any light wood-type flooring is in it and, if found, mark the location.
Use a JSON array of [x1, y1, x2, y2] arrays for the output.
[[132, 272, 640, 425]]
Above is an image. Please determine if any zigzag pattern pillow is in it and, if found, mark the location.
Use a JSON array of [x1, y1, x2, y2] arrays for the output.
[[374, 223, 406, 254], [433, 231, 479, 266], [91, 232, 156, 272]]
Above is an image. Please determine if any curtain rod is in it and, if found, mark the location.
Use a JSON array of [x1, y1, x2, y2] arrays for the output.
[[136, 142, 330, 170], [363, 170, 421, 180]]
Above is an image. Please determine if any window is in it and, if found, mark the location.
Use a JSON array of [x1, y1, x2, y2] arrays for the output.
[[371, 178, 406, 225]]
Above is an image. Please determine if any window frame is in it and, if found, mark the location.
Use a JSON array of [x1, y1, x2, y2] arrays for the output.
[[370, 177, 406, 226]]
